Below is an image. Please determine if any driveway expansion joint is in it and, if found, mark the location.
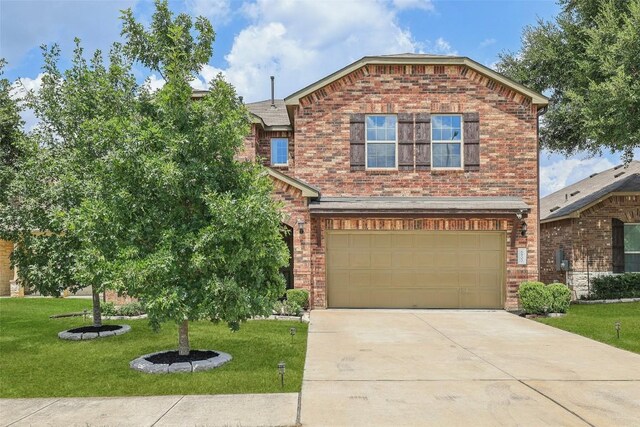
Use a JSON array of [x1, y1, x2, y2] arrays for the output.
[[519, 381, 595, 427]]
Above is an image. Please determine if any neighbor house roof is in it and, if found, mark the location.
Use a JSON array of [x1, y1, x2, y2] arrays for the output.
[[284, 54, 549, 107], [540, 161, 640, 223], [246, 99, 291, 129], [309, 196, 530, 215]]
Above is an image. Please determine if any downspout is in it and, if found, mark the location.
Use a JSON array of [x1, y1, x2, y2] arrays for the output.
[[536, 105, 548, 281]]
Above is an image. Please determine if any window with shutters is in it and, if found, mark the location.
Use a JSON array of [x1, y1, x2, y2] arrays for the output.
[[624, 223, 640, 272], [271, 138, 288, 166], [365, 115, 397, 169], [431, 115, 462, 169]]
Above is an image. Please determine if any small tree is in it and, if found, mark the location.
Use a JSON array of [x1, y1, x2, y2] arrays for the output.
[[0, 42, 138, 328], [497, 0, 640, 162], [74, 0, 288, 355]]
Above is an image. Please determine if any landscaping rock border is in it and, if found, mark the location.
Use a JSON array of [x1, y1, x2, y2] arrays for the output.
[[573, 297, 640, 305], [130, 350, 232, 374], [58, 324, 131, 340]]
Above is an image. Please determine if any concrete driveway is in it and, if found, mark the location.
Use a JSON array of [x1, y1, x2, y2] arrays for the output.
[[300, 310, 640, 427]]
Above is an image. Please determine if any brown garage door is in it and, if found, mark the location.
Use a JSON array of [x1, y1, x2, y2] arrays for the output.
[[326, 231, 505, 309]]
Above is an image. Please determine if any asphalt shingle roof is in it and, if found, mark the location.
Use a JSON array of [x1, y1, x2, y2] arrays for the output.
[[245, 99, 290, 127], [540, 161, 640, 222]]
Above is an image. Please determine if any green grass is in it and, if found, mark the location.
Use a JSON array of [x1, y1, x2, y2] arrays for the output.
[[0, 298, 308, 398], [537, 302, 640, 354]]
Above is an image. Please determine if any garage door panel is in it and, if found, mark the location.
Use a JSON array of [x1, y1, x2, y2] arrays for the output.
[[327, 231, 504, 309]]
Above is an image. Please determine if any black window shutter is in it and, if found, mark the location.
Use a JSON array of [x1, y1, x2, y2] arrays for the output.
[[398, 113, 414, 170], [350, 114, 365, 170], [612, 219, 625, 273], [463, 112, 480, 171], [415, 113, 431, 170]]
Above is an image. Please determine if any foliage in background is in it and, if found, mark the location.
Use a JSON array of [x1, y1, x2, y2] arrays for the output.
[[0, 59, 25, 207], [101, 301, 146, 317], [0, 42, 138, 328], [286, 289, 309, 310], [497, 0, 640, 162], [588, 273, 640, 299]]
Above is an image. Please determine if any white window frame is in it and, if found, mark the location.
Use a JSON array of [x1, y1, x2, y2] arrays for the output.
[[270, 138, 289, 166], [365, 114, 398, 170], [624, 222, 640, 272], [431, 114, 464, 170]]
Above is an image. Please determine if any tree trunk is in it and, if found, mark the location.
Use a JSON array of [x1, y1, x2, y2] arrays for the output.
[[92, 286, 102, 328], [178, 319, 190, 356]]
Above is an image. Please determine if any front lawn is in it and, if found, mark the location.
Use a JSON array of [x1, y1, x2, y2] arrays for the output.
[[0, 298, 308, 398], [536, 302, 640, 354]]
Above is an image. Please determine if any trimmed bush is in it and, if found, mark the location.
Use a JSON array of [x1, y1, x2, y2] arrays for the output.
[[273, 300, 302, 316], [286, 289, 309, 310], [518, 281, 551, 314], [547, 283, 571, 313], [590, 273, 640, 299], [100, 301, 146, 317]]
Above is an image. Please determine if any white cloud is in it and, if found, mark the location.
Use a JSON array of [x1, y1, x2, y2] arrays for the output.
[[218, 0, 422, 101], [540, 155, 615, 197], [392, 0, 435, 11], [186, 0, 232, 24], [479, 38, 496, 48], [430, 37, 457, 55], [11, 73, 45, 100], [145, 74, 166, 92]]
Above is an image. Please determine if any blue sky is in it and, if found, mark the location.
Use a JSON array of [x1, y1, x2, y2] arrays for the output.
[[1, 0, 636, 195]]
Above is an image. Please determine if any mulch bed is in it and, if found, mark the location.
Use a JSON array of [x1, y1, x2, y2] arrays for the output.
[[145, 350, 219, 365], [67, 325, 124, 334]]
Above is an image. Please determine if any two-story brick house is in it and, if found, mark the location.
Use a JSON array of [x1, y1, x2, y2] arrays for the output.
[[243, 54, 548, 310]]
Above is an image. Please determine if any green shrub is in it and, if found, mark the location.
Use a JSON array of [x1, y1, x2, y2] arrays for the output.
[[118, 301, 145, 316], [286, 289, 309, 310], [273, 300, 302, 316], [518, 281, 551, 314], [590, 273, 640, 299], [100, 302, 117, 316], [547, 283, 571, 313]]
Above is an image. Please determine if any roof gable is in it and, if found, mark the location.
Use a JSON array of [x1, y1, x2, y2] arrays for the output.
[[284, 54, 549, 107]]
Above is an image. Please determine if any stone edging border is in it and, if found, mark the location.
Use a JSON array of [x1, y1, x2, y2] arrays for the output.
[[573, 297, 640, 305], [58, 324, 131, 340], [130, 350, 232, 374]]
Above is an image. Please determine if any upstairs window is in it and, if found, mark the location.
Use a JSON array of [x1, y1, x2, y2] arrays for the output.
[[432, 115, 462, 169], [366, 115, 397, 169], [625, 223, 640, 272], [271, 138, 288, 166]]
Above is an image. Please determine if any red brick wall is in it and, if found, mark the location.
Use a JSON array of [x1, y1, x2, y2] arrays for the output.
[[539, 219, 573, 285], [289, 64, 539, 307], [256, 129, 295, 169], [270, 178, 312, 293]]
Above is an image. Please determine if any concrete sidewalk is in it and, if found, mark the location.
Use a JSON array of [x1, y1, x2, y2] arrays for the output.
[[0, 393, 299, 427]]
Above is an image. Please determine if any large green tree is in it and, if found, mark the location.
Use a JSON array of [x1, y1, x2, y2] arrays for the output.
[[0, 43, 138, 328], [74, 0, 288, 355], [0, 59, 24, 208], [497, 0, 640, 162]]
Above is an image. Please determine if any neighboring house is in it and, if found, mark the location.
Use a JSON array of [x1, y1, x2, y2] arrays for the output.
[[540, 162, 640, 297], [0, 240, 14, 296], [243, 54, 548, 310]]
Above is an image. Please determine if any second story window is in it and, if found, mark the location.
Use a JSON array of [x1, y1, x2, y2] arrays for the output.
[[366, 115, 397, 169], [432, 115, 462, 169], [271, 138, 288, 166]]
